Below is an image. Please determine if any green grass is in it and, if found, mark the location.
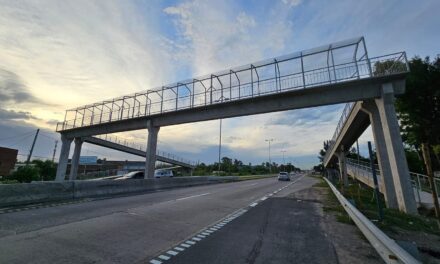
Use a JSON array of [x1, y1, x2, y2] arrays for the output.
[[339, 179, 440, 235]]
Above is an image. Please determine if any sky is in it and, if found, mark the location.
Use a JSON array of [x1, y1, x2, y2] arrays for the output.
[[0, 0, 439, 169]]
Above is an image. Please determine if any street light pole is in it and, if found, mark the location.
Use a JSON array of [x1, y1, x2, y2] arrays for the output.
[[218, 119, 222, 176], [281, 150, 286, 170], [265, 139, 273, 173]]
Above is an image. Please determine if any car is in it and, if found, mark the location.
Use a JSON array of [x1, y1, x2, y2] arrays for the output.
[[114, 171, 144, 180], [278, 172, 290, 181], [154, 169, 174, 178]]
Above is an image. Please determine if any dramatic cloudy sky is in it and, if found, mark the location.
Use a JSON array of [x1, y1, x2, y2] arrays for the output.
[[0, 0, 439, 168]]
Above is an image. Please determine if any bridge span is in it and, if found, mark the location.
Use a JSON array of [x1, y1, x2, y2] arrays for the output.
[[55, 37, 411, 204]]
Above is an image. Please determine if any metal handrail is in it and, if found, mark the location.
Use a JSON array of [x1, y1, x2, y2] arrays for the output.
[[322, 53, 409, 165], [346, 158, 440, 199]]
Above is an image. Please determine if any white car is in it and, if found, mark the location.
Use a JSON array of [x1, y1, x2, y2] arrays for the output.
[[154, 169, 174, 178], [278, 172, 290, 181]]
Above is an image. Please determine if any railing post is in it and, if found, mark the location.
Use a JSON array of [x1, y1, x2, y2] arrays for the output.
[[300, 53, 306, 88]]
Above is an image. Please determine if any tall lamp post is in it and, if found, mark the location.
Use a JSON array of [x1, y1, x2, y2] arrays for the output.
[[218, 119, 222, 176], [265, 139, 274, 173], [281, 150, 286, 171]]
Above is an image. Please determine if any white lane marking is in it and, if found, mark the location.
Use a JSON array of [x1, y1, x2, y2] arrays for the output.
[[192, 237, 202, 241], [186, 240, 196, 245], [167, 250, 179, 256], [181, 243, 191, 248], [176, 192, 211, 201], [158, 255, 170, 261], [246, 183, 258, 186], [201, 232, 210, 235], [197, 234, 206, 238], [260, 196, 268, 201], [174, 247, 185, 251], [209, 227, 218, 231], [150, 260, 162, 264], [250, 202, 258, 207], [205, 230, 213, 233]]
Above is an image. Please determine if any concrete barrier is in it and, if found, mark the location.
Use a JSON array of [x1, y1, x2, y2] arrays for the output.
[[0, 181, 74, 207], [0, 176, 239, 207]]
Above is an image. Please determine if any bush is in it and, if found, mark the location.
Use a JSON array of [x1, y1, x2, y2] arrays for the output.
[[10, 166, 40, 183]]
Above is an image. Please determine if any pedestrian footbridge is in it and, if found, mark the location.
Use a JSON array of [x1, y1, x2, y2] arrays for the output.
[[54, 37, 412, 213]]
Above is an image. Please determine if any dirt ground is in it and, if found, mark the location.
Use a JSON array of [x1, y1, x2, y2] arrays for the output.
[[288, 182, 383, 264]]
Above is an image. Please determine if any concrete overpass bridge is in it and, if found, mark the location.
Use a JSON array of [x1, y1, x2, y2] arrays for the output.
[[55, 37, 411, 211]]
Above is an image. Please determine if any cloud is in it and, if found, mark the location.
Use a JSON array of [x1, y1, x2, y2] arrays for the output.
[[281, 0, 302, 7], [0, 69, 41, 104], [0, 109, 38, 120]]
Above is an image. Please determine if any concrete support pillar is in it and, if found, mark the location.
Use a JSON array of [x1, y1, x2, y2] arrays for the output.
[[145, 124, 160, 179], [361, 100, 399, 209], [55, 134, 73, 182], [69, 138, 83, 181], [337, 146, 348, 187], [374, 83, 417, 214]]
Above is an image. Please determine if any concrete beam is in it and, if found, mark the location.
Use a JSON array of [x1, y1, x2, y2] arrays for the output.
[[69, 138, 83, 181], [55, 135, 72, 182], [83, 136, 194, 169], [375, 83, 417, 214], [60, 77, 406, 139], [336, 148, 348, 187], [145, 124, 159, 179], [360, 100, 398, 209]]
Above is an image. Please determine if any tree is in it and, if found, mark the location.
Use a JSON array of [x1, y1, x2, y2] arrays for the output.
[[395, 56, 440, 218], [32, 160, 57, 181], [10, 166, 40, 183]]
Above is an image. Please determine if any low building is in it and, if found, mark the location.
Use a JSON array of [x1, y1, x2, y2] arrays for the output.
[[0, 147, 18, 176]]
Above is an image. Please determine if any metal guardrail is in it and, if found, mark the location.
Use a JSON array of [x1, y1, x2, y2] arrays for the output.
[[92, 134, 197, 166], [56, 37, 408, 132], [324, 177, 421, 264]]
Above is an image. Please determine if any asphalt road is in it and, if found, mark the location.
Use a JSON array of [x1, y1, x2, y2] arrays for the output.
[[0, 174, 316, 264]]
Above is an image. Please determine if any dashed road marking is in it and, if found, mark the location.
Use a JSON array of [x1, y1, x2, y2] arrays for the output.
[[174, 246, 185, 251], [167, 250, 179, 256], [148, 175, 307, 263], [158, 255, 170, 261], [176, 193, 211, 201]]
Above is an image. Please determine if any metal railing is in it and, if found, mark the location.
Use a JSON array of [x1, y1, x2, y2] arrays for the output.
[[346, 158, 440, 200], [322, 53, 409, 164], [56, 38, 408, 132], [93, 134, 196, 166]]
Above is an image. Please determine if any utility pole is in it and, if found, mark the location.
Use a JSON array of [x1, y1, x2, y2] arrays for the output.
[[26, 129, 40, 164], [265, 139, 274, 173], [52, 140, 58, 162], [218, 119, 222, 176]]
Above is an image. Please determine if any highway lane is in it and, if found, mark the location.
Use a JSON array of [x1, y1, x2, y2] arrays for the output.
[[0, 175, 312, 264]]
